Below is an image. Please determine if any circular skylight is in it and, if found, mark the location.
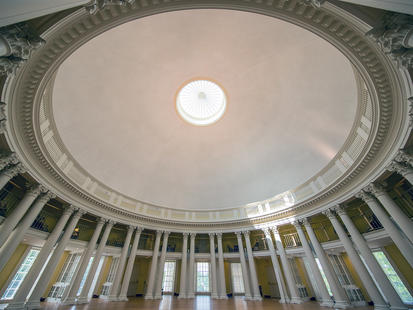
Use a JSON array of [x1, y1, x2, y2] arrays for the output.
[[176, 79, 227, 126]]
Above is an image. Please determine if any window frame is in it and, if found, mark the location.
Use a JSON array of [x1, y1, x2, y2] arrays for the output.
[[195, 261, 210, 294], [162, 260, 177, 294], [230, 262, 245, 295]]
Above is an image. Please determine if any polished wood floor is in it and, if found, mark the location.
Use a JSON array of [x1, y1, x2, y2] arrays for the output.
[[40, 296, 374, 310]]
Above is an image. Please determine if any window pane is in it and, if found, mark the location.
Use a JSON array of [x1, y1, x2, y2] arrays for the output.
[[162, 261, 176, 293], [77, 257, 94, 296], [196, 262, 210, 293], [315, 258, 332, 296], [373, 251, 413, 304], [231, 263, 245, 294]]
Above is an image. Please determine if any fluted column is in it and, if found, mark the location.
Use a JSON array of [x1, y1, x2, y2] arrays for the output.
[[235, 232, 252, 300], [216, 233, 227, 299], [209, 233, 218, 299], [262, 228, 289, 303], [0, 185, 42, 246], [6, 207, 74, 310], [145, 230, 162, 299], [292, 222, 333, 307], [63, 218, 105, 305], [366, 183, 413, 244], [325, 208, 389, 310], [336, 207, 407, 310], [242, 231, 261, 300], [0, 191, 54, 273], [119, 227, 142, 301], [77, 220, 114, 304], [109, 225, 134, 301], [272, 227, 302, 304], [0, 164, 24, 190], [187, 233, 196, 298], [178, 233, 189, 299], [357, 190, 413, 268], [25, 208, 85, 310], [302, 218, 350, 308], [154, 231, 170, 299]]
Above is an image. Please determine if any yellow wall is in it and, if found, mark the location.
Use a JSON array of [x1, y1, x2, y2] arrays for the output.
[[134, 257, 150, 295], [384, 244, 413, 289], [255, 257, 273, 297], [224, 261, 231, 294], [0, 243, 28, 291], [294, 257, 314, 297], [43, 251, 69, 298], [175, 259, 181, 295], [94, 256, 112, 295], [342, 253, 370, 301]]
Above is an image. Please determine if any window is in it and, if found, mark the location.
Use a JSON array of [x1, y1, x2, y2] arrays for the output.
[[48, 253, 81, 300], [101, 257, 119, 296], [1, 248, 40, 300], [77, 257, 94, 296], [315, 258, 332, 296], [373, 251, 413, 304], [288, 258, 308, 298], [162, 261, 176, 293], [230, 263, 245, 294], [196, 262, 210, 293]]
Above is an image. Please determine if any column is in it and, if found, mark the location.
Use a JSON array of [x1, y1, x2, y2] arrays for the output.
[[272, 227, 302, 304], [302, 218, 350, 308], [388, 160, 413, 185], [262, 228, 289, 303], [25, 208, 85, 310], [325, 208, 389, 310], [209, 233, 218, 299], [216, 233, 227, 299], [0, 185, 42, 246], [0, 164, 24, 190], [366, 183, 413, 244], [145, 230, 162, 299], [242, 231, 261, 300], [178, 233, 188, 299], [187, 233, 196, 298], [292, 222, 333, 307], [77, 220, 114, 304], [108, 225, 134, 301], [357, 190, 413, 268], [336, 206, 407, 310], [119, 227, 142, 301], [6, 207, 74, 310], [235, 232, 252, 300], [63, 218, 105, 304], [0, 191, 54, 273], [154, 231, 170, 299], [0, 153, 18, 171]]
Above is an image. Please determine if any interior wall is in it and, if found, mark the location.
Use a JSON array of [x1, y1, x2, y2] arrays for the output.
[[342, 253, 371, 302], [42, 250, 69, 298], [0, 243, 27, 291], [384, 243, 413, 289], [95, 256, 112, 295]]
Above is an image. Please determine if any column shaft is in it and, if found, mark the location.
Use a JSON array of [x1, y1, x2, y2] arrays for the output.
[[154, 231, 170, 299], [272, 227, 302, 304], [243, 231, 261, 300], [187, 233, 196, 298], [235, 232, 252, 299], [209, 233, 218, 299], [217, 233, 227, 299], [119, 228, 142, 301], [0, 165, 22, 190], [145, 230, 162, 299], [178, 233, 188, 299]]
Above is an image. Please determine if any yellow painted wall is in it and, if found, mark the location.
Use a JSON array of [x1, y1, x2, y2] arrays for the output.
[[175, 259, 181, 295], [95, 256, 112, 295], [0, 243, 28, 291], [135, 257, 150, 295], [224, 261, 231, 294], [294, 257, 314, 297], [384, 244, 413, 289], [42, 251, 69, 298], [342, 253, 370, 301], [255, 257, 273, 297]]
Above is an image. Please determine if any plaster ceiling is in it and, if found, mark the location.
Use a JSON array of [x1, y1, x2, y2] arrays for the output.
[[52, 9, 357, 210]]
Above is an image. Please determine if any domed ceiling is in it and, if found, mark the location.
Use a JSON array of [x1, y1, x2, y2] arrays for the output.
[[52, 9, 357, 211]]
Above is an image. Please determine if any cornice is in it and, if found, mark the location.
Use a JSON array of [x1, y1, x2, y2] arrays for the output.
[[0, 0, 412, 231]]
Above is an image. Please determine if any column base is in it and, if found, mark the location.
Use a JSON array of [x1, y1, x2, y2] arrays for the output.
[[117, 296, 128, 302], [76, 297, 90, 304], [211, 294, 219, 299], [186, 294, 195, 299], [244, 295, 253, 300], [319, 299, 334, 307], [153, 295, 162, 300], [373, 304, 391, 310], [279, 298, 289, 304], [24, 300, 41, 310], [290, 297, 303, 304], [144, 295, 154, 300], [61, 297, 77, 305], [252, 295, 262, 301], [389, 306, 409, 310], [219, 296, 228, 299], [107, 295, 119, 302], [5, 301, 25, 310], [177, 295, 186, 299], [334, 300, 352, 309]]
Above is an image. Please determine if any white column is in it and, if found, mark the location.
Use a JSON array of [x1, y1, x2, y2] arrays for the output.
[[77, 220, 114, 304], [0, 191, 54, 273], [0, 153, 18, 171], [262, 228, 289, 303], [235, 232, 252, 300], [119, 227, 142, 301], [209, 233, 218, 299], [0, 185, 42, 247], [292, 222, 333, 307], [367, 183, 413, 244], [216, 233, 227, 299], [242, 231, 261, 300], [109, 225, 134, 301], [0, 164, 24, 190], [271, 226, 302, 304], [357, 190, 413, 268], [302, 218, 350, 308], [63, 218, 105, 305], [178, 233, 188, 299], [154, 231, 170, 299], [387, 160, 413, 186], [187, 233, 196, 298], [25, 209, 85, 310], [145, 230, 162, 299], [336, 207, 407, 310], [6, 207, 74, 310], [325, 208, 389, 310]]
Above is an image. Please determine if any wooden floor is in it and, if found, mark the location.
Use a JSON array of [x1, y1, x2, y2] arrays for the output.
[[40, 296, 374, 310]]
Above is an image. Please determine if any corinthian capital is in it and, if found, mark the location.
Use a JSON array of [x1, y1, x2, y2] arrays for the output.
[[395, 150, 413, 167], [364, 183, 386, 196], [388, 161, 413, 176], [322, 209, 336, 220], [85, 0, 135, 14], [355, 190, 375, 203]]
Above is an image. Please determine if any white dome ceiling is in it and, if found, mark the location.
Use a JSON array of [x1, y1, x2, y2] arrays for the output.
[[52, 9, 357, 211]]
